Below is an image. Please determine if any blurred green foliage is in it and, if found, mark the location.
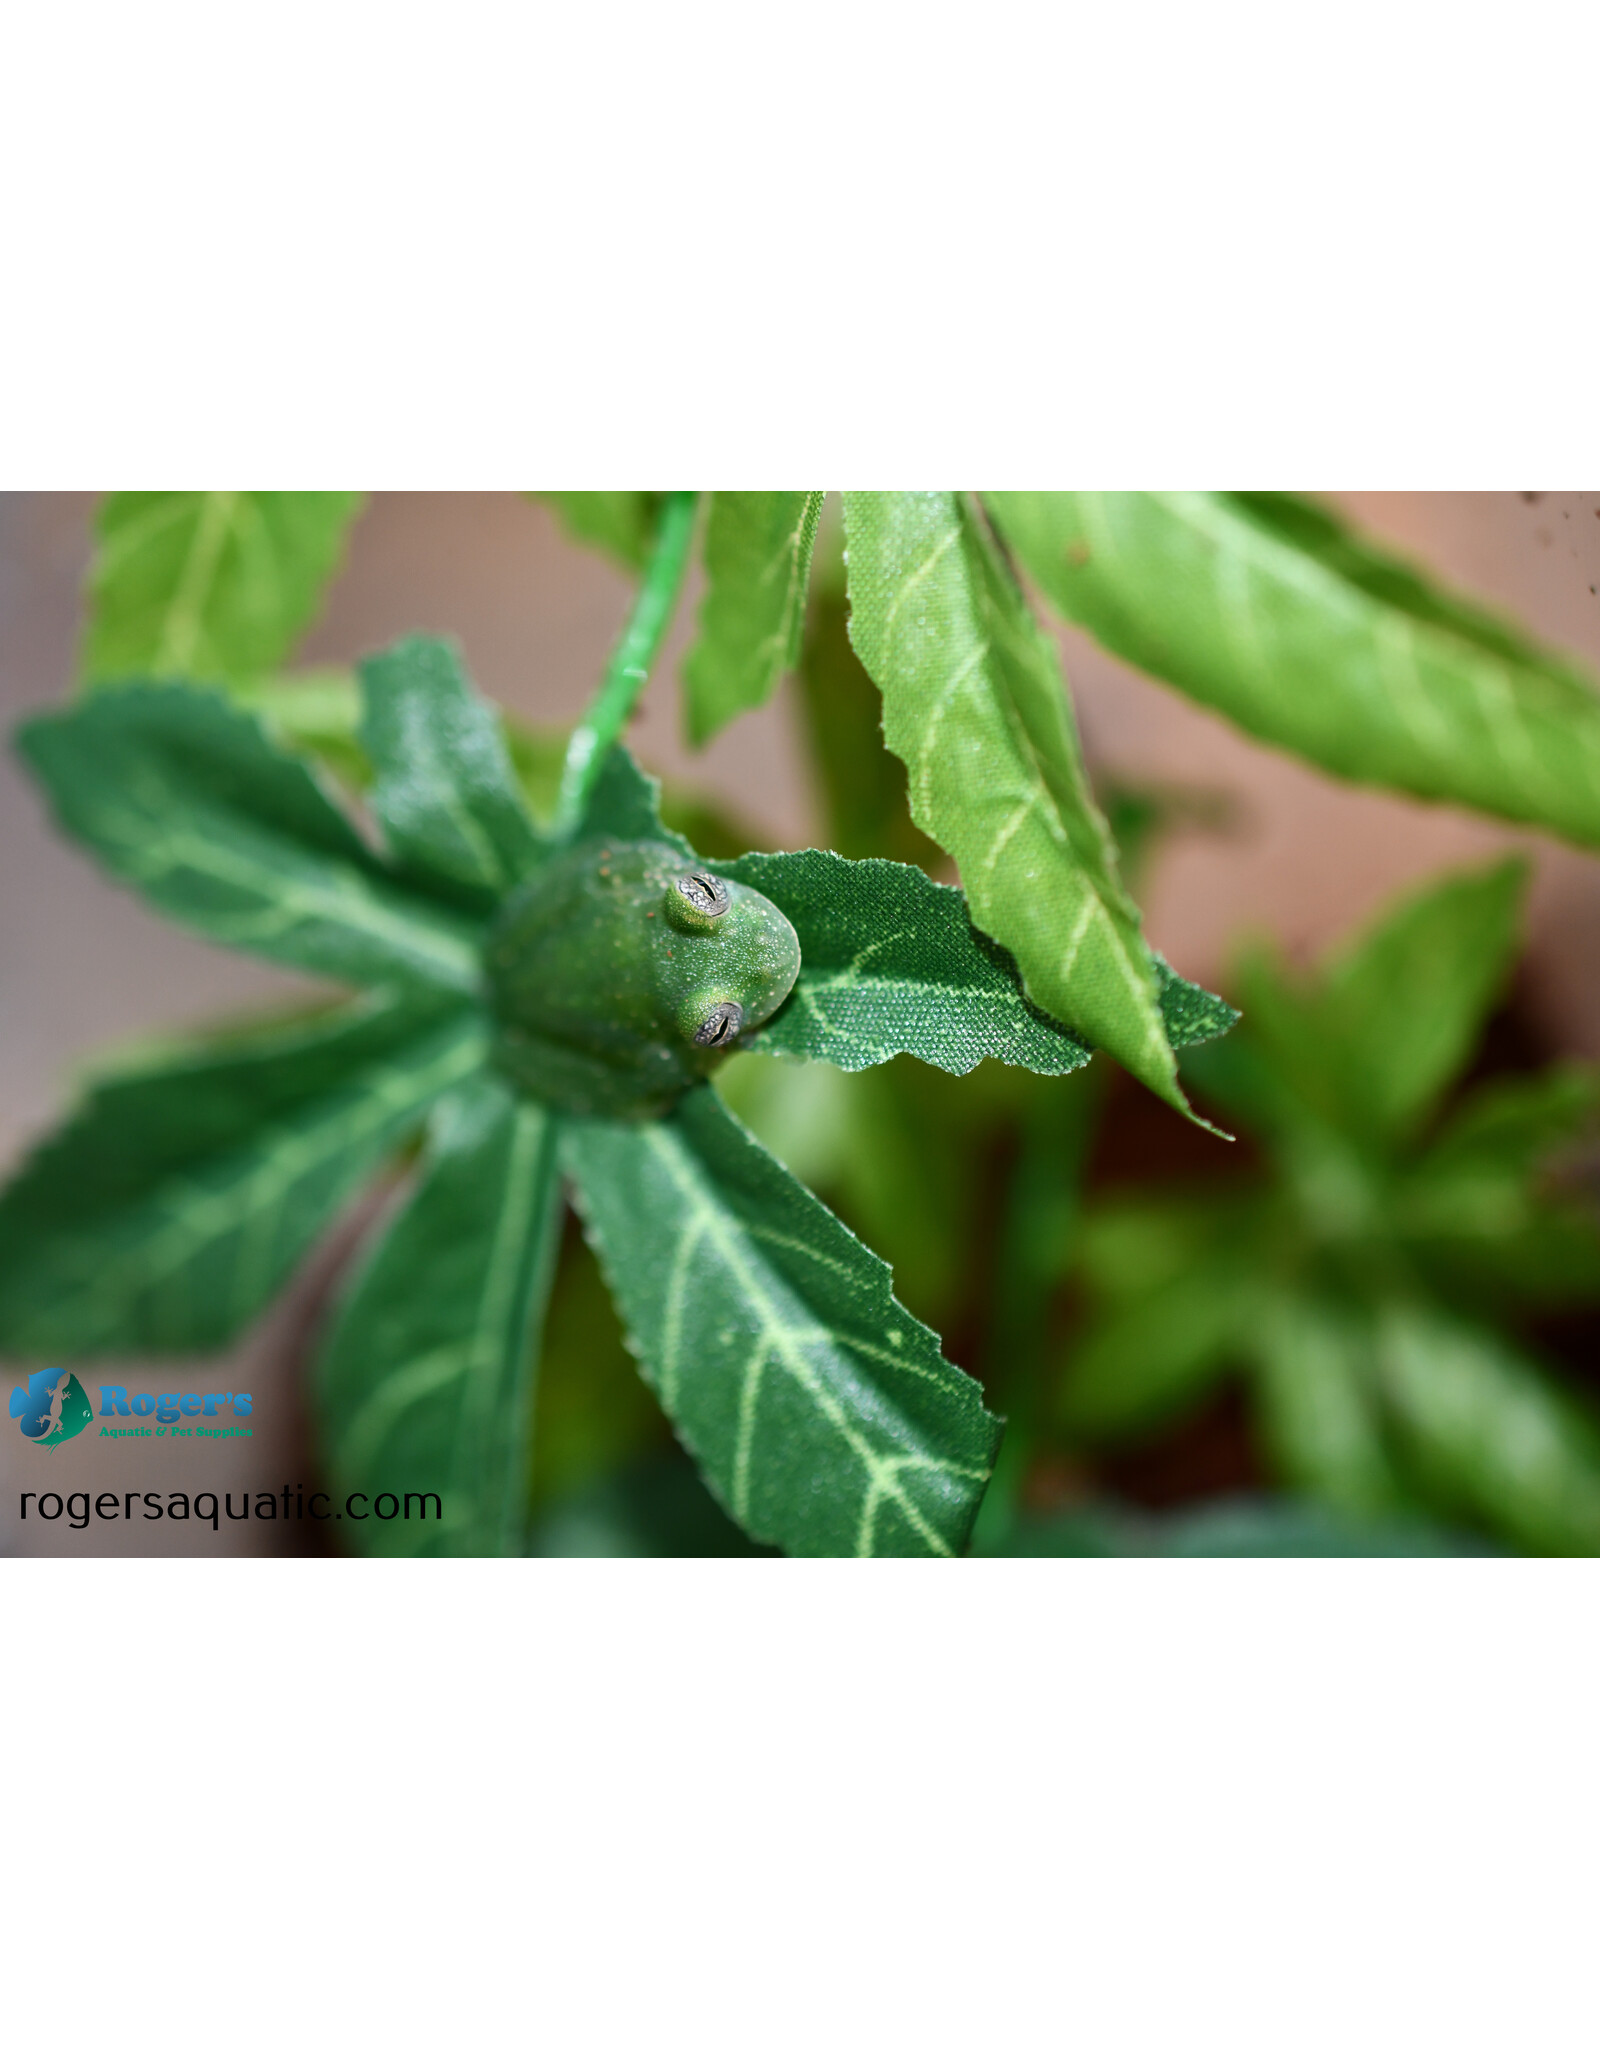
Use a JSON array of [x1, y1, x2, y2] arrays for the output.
[[1064, 863, 1600, 1554]]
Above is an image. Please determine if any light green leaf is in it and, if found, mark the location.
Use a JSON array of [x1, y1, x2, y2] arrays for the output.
[[317, 1073, 562, 1557], [0, 994, 485, 1357], [561, 1085, 1001, 1557], [358, 635, 547, 910], [682, 492, 824, 745], [987, 491, 1600, 849], [16, 682, 482, 991], [83, 491, 362, 686], [1249, 1292, 1407, 1517], [1377, 1300, 1600, 1554], [539, 492, 662, 572], [842, 491, 1201, 1122], [713, 847, 1235, 1076], [794, 543, 942, 867]]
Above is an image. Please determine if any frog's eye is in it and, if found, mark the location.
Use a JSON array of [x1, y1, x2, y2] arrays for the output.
[[666, 870, 731, 931], [692, 1000, 743, 1048]]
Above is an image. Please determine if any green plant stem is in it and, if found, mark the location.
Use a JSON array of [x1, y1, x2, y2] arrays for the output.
[[554, 491, 698, 835]]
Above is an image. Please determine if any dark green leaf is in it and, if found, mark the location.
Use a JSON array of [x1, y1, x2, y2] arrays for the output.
[[573, 740, 695, 855], [540, 492, 662, 572], [83, 491, 362, 685], [16, 683, 482, 991], [561, 1085, 1001, 1557], [359, 635, 547, 910], [1377, 1301, 1600, 1554], [0, 995, 484, 1356], [987, 491, 1600, 849], [682, 492, 824, 744], [843, 492, 1204, 1122], [715, 849, 1090, 1075], [713, 848, 1232, 1078], [316, 1073, 562, 1557]]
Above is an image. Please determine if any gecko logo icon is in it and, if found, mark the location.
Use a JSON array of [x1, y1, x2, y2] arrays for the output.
[[9, 1369, 93, 1451]]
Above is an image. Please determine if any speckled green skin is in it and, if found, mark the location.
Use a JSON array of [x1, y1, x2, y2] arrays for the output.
[[486, 839, 802, 1117]]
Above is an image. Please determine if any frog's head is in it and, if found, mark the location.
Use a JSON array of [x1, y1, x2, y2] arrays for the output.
[[485, 840, 800, 1117]]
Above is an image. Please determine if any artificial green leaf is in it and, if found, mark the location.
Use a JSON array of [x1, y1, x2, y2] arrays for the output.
[[359, 635, 547, 910], [573, 740, 695, 855], [16, 683, 482, 992], [717, 850, 1089, 1075], [317, 1073, 561, 1557], [1155, 959, 1242, 1053], [562, 1085, 1002, 1557], [713, 848, 1234, 1077], [1249, 1292, 1406, 1517], [986, 491, 1600, 850], [682, 491, 824, 745], [794, 545, 943, 867], [540, 492, 662, 572], [83, 491, 362, 686], [1059, 1264, 1252, 1442], [1377, 1301, 1600, 1554], [843, 491, 1200, 1121], [1228, 493, 1595, 688], [0, 994, 485, 1357]]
